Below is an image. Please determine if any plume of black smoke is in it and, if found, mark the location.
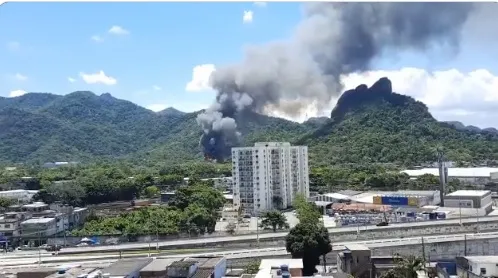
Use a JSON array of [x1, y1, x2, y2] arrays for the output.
[[197, 2, 476, 160]]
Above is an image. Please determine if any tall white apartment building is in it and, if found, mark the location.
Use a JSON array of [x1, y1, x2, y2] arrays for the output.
[[232, 142, 310, 216]]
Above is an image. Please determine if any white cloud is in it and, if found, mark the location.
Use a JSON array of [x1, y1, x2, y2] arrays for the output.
[[68, 77, 76, 83], [184, 65, 498, 127], [153, 85, 161, 91], [266, 68, 498, 127], [185, 64, 216, 92], [79, 70, 117, 85], [9, 90, 27, 98], [6, 41, 20, 51], [147, 104, 168, 112], [91, 35, 104, 43], [14, 73, 27, 81], [108, 25, 130, 35], [243, 10, 253, 24], [254, 2, 266, 7]]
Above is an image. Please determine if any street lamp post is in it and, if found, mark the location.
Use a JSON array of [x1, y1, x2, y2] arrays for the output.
[[38, 231, 42, 266], [256, 215, 259, 247]]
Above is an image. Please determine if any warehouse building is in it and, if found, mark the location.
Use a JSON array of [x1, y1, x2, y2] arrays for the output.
[[441, 190, 493, 216], [308, 193, 351, 203], [373, 190, 441, 207], [341, 190, 440, 207], [401, 167, 498, 185]]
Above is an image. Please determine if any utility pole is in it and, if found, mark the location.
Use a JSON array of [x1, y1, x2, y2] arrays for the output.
[[464, 234, 467, 256], [63, 213, 67, 247], [437, 148, 446, 207], [256, 215, 260, 247], [38, 231, 41, 266], [476, 209, 480, 233], [421, 237, 426, 265]]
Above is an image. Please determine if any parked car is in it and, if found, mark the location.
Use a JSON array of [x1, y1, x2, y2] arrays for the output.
[[45, 245, 62, 252]]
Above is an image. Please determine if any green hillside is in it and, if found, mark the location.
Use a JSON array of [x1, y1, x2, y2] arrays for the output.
[[298, 78, 498, 166], [1, 79, 498, 166], [0, 92, 312, 164]]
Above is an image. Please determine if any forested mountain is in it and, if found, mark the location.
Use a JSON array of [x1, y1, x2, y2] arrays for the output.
[[0, 92, 311, 164], [298, 78, 498, 166], [1, 78, 498, 166]]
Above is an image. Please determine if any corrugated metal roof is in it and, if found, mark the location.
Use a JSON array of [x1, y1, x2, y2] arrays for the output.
[[401, 167, 498, 178], [199, 257, 224, 269], [323, 193, 351, 200], [140, 258, 176, 272], [314, 201, 334, 207], [101, 258, 153, 276], [447, 190, 491, 197], [337, 190, 363, 197], [191, 269, 214, 278], [21, 218, 55, 224], [45, 267, 96, 278], [395, 190, 439, 197]]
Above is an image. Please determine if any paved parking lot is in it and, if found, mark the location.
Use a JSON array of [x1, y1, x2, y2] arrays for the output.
[[215, 211, 337, 233]]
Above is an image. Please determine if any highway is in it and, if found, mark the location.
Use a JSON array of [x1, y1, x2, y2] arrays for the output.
[[52, 215, 498, 254], [2, 231, 498, 268]]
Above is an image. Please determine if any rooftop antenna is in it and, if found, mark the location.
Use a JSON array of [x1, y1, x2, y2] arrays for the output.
[[437, 147, 447, 207]]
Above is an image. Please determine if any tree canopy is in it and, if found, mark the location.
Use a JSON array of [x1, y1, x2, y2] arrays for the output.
[[260, 210, 289, 232], [72, 181, 225, 237], [286, 195, 332, 276], [285, 222, 332, 276]]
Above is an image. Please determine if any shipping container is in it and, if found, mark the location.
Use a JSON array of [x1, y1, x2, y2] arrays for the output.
[[381, 196, 409, 206], [373, 196, 382, 205]]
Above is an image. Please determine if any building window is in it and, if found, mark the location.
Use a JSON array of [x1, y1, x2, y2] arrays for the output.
[[4, 224, 10, 228], [480, 268, 486, 275]]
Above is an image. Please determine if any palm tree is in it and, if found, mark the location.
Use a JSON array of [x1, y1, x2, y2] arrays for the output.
[[380, 255, 423, 278]]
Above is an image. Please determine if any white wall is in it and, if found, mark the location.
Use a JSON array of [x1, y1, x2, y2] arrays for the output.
[[468, 261, 498, 277], [445, 199, 474, 208]]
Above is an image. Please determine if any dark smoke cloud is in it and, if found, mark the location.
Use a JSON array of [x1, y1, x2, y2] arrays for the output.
[[197, 2, 478, 160]]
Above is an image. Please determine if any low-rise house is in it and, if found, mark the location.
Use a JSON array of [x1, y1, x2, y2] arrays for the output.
[[140, 258, 177, 278], [0, 212, 29, 237], [21, 217, 57, 246], [21, 202, 50, 215], [456, 256, 498, 277], [255, 259, 303, 278], [0, 189, 39, 203]]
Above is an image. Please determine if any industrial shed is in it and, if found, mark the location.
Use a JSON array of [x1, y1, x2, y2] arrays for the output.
[[442, 190, 493, 216], [401, 167, 498, 185]]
